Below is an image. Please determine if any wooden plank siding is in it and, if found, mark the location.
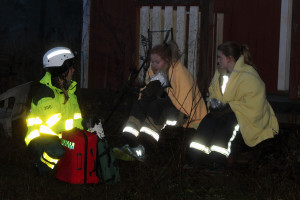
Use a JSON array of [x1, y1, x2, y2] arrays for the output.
[[87, 0, 298, 99], [290, 0, 300, 99], [215, 0, 281, 93], [88, 0, 137, 90]]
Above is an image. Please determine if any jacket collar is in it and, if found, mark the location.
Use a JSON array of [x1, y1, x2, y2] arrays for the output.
[[40, 72, 77, 94]]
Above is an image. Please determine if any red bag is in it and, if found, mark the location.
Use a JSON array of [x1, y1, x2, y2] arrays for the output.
[[56, 129, 99, 184]]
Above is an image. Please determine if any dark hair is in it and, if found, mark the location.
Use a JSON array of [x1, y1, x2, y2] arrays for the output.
[[151, 40, 182, 68], [46, 58, 75, 103], [217, 41, 254, 66]]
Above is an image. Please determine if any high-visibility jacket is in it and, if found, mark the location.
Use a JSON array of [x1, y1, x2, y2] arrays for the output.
[[25, 72, 83, 146], [145, 61, 207, 129], [209, 56, 279, 147]]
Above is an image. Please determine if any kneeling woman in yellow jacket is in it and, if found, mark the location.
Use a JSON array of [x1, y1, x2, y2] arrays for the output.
[[188, 41, 279, 168], [114, 40, 207, 161]]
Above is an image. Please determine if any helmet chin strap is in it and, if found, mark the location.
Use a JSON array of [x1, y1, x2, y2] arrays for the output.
[[59, 68, 71, 90]]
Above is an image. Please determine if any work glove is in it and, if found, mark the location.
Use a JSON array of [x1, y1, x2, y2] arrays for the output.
[[149, 71, 170, 88], [208, 98, 232, 117]]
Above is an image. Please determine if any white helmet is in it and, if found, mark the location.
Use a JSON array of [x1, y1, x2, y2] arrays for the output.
[[43, 47, 74, 68]]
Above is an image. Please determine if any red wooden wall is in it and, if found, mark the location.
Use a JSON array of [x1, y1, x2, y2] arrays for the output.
[[215, 0, 281, 93], [290, 0, 300, 99], [88, 0, 298, 98], [89, 0, 137, 90]]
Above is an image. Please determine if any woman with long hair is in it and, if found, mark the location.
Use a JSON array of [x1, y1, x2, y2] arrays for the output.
[[114, 40, 207, 161], [188, 41, 279, 168]]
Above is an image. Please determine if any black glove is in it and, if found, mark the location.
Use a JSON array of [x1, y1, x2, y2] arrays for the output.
[[142, 80, 162, 98]]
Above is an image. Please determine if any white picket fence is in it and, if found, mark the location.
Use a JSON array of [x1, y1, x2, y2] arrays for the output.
[[138, 6, 224, 82]]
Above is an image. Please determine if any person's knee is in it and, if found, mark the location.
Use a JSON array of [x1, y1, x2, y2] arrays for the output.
[[44, 142, 65, 159], [138, 132, 158, 154], [122, 132, 139, 147], [187, 147, 209, 164]]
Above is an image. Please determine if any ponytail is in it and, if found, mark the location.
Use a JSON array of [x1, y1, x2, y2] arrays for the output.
[[218, 41, 255, 67], [240, 44, 254, 66]]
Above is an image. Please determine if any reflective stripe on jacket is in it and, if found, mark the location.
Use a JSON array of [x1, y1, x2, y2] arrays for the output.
[[145, 61, 207, 129], [25, 72, 83, 146], [209, 56, 279, 147]]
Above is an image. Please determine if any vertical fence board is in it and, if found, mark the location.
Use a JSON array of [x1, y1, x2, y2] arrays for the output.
[[278, 0, 293, 91], [176, 6, 186, 64], [214, 13, 224, 69], [152, 6, 162, 46], [187, 6, 200, 80], [139, 6, 150, 81], [164, 6, 173, 41]]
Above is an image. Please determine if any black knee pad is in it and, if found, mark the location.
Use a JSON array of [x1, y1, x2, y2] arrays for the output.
[[122, 132, 139, 148], [187, 148, 209, 164], [138, 132, 158, 154], [44, 142, 65, 159]]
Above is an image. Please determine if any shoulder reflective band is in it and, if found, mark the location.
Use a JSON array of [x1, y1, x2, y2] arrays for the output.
[[74, 113, 82, 119], [140, 126, 159, 141], [123, 126, 139, 137], [189, 142, 211, 154], [46, 113, 62, 127], [27, 117, 43, 127], [25, 130, 40, 146], [221, 75, 229, 94], [65, 119, 74, 130]]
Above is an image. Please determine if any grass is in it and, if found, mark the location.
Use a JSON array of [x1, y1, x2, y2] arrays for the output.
[[1, 88, 299, 200]]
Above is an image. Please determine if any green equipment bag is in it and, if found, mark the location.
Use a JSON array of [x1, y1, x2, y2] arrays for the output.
[[96, 138, 120, 184]]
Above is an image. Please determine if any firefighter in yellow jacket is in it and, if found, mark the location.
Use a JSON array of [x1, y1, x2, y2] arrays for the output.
[[25, 47, 85, 175], [188, 41, 279, 168], [114, 40, 207, 161]]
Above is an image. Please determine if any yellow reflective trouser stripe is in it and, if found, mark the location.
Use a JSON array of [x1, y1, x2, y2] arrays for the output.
[[65, 119, 73, 130], [46, 113, 62, 127], [41, 157, 55, 169], [41, 152, 59, 169], [25, 130, 40, 146], [43, 152, 59, 164]]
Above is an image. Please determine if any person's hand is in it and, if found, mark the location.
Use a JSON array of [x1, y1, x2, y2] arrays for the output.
[[208, 98, 231, 116], [138, 86, 146, 100], [141, 80, 162, 98], [209, 98, 223, 110]]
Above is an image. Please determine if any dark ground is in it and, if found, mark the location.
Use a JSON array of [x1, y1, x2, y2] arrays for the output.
[[1, 88, 300, 200]]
